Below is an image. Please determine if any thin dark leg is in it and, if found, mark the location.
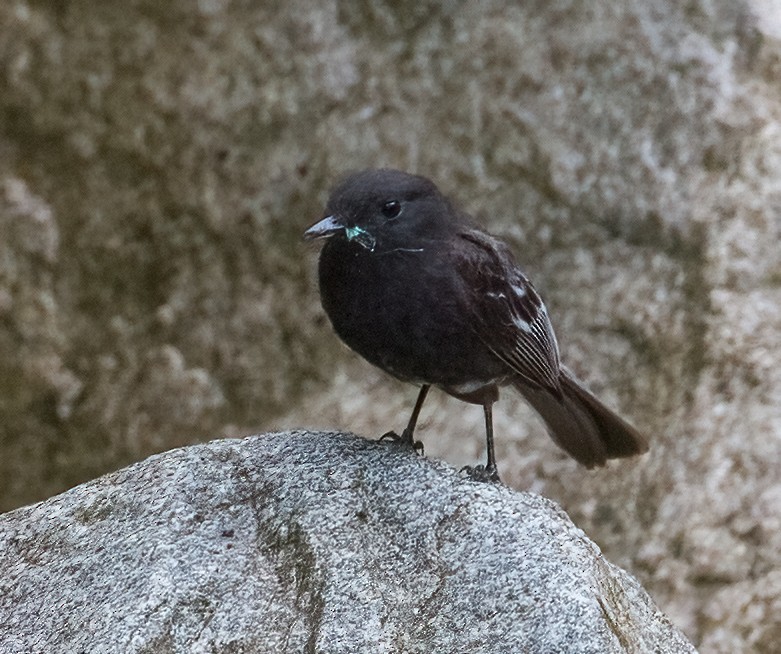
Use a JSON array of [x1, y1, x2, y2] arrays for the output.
[[379, 384, 430, 453], [483, 403, 499, 480], [400, 384, 430, 446], [462, 402, 501, 483]]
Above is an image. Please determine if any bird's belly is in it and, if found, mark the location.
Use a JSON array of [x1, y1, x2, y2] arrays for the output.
[[319, 248, 506, 387]]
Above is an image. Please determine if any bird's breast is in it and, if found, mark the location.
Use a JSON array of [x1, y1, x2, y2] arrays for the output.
[[317, 240, 506, 387]]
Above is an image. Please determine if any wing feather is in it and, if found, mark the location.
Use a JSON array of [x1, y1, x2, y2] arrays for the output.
[[456, 229, 562, 394]]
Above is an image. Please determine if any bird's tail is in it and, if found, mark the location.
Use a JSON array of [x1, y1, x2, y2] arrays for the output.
[[513, 367, 649, 468]]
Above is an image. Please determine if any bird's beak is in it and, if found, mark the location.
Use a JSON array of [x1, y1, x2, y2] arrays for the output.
[[303, 214, 344, 240]]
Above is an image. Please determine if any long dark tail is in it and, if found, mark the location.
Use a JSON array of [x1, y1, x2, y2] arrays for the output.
[[513, 367, 649, 468]]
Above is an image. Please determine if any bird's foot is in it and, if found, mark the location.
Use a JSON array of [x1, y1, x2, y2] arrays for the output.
[[378, 429, 424, 455], [461, 464, 501, 484]]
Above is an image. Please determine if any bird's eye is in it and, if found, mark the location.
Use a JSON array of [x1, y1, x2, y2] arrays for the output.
[[381, 200, 402, 219]]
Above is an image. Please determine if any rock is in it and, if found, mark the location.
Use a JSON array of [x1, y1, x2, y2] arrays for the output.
[[1, 1, 780, 650], [0, 431, 694, 653]]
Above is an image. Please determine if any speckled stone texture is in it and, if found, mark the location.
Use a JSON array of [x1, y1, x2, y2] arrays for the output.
[[0, 1, 779, 651], [0, 431, 695, 654]]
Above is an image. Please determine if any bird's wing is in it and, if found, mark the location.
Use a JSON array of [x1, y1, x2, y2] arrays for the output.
[[455, 229, 562, 393]]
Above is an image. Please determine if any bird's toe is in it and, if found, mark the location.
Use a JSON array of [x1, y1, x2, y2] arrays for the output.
[[378, 430, 425, 455], [461, 464, 501, 484]]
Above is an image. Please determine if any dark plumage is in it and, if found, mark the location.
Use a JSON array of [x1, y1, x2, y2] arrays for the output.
[[304, 168, 648, 481]]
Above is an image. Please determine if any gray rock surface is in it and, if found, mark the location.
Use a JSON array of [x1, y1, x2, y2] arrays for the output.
[[1, 1, 779, 651], [0, 431, 694, 654]]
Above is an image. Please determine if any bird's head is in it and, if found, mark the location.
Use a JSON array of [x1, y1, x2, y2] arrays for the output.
[[304, 169, 458, 252]]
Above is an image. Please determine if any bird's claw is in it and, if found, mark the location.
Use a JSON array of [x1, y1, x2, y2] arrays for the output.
[[461, 464, 501, 484], [378, 430, 424, 455]]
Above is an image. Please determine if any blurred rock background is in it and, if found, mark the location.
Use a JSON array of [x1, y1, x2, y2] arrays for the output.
[[0, 1, 779, 651]]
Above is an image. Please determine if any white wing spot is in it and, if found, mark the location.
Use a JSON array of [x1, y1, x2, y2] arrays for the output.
[[513, 316, 532, 333]]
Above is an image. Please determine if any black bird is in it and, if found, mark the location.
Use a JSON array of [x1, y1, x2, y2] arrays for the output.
[[304, 169, 648, 481]]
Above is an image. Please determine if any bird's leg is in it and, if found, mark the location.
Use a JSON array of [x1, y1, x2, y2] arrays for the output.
[[462, 402, 501, 483], [483, 403, 499, 479], [401, 384, 429, 450], [380, 384, 429, 454]]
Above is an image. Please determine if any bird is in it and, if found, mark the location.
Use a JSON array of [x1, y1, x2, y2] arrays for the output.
[[304, 168, 648, 481]]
